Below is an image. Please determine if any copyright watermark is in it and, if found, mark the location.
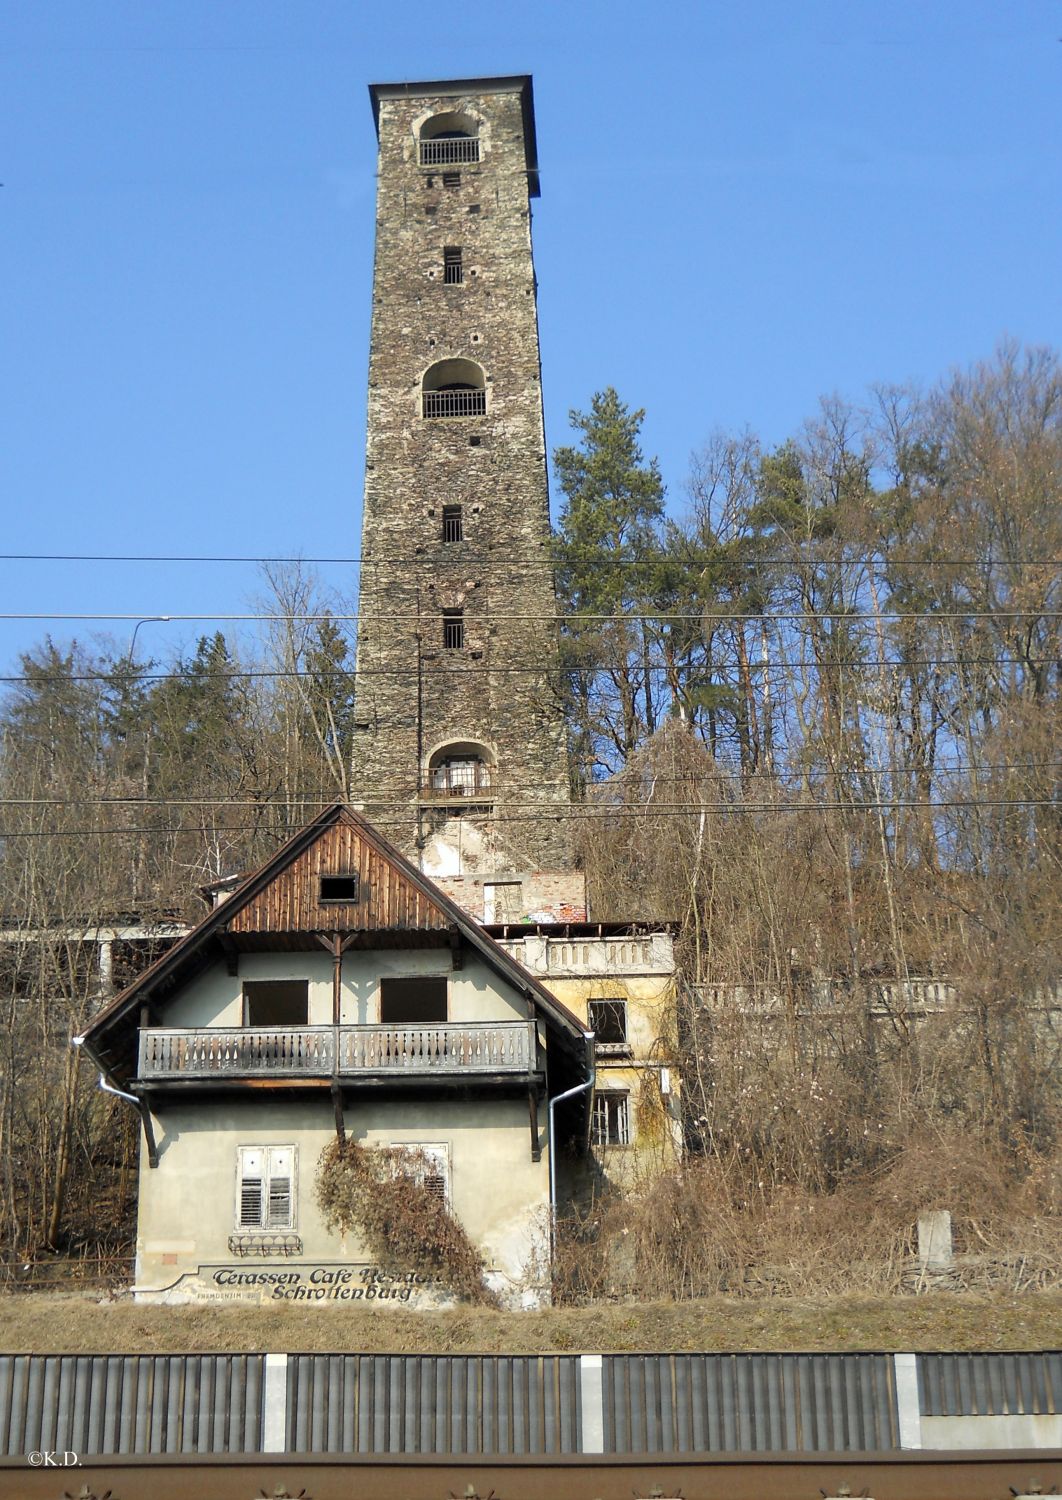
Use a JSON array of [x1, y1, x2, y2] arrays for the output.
[[26, 1450, 80, 1467]]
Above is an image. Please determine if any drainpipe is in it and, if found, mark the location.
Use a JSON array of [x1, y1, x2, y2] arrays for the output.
[[73, 1037, 159, 1167], [548, 1032, 595, 1244]]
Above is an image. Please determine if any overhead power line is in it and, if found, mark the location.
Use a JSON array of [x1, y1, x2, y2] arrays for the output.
[[0, 797, 1058, 838], [2, 610, 1060, 625], [0, 551, 1060, 569]]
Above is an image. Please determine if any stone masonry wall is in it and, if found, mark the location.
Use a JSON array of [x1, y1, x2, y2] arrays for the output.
[[351, 79, 575, 883]]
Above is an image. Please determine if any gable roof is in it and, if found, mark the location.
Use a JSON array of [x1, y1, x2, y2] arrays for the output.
[[79, 803, 589, 1083]]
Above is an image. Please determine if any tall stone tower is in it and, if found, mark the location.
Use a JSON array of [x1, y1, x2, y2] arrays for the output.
[[352, 76, 585, 923]]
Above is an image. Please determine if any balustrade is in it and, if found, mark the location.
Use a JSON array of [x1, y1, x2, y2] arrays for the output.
[[138, 1020, 534, 1080]]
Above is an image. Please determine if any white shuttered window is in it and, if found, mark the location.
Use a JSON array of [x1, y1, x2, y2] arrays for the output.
[[237, 1146, 296, 1230]]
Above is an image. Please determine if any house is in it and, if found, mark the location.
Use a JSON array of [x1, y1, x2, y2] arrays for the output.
[[77, 803, 592, 1305]]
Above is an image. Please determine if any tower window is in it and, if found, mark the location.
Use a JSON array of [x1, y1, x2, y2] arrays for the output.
[[422, 358, 486, 419], [442, 171, 462, 189], [419, 116, 480, 167], [442, 609, 464, 650], [442, 505, 463, 543], [443, 246, 463, 285]]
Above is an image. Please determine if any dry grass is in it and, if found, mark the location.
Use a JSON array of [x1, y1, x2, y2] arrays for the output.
[[1, 1290, 1060, 1356]]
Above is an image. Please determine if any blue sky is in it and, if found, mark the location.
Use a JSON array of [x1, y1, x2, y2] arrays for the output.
[[1, 0, 1059, 674]]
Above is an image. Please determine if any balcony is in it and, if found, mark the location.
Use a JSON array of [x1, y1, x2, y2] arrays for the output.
[[420, 765, 494, 802], [420, 137, 480, 167], [422, 389, 486, 419], [137, 1021, 536, 1081]]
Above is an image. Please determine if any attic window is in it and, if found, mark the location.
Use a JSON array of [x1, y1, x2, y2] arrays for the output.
[[320, 874, 359, 902], [244, 980, 308, 1027]]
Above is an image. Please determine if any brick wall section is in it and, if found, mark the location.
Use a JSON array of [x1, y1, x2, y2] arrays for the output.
[[352, 79, 574, 878]]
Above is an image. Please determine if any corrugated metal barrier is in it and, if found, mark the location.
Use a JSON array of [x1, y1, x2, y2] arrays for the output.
[[602, 1353, 899, 1452], [286, 1354, 581, 1453], [0, 1354, 264, 1456], [0, 1350, 1059, 1456], [918, 1350, 1062, 1416]]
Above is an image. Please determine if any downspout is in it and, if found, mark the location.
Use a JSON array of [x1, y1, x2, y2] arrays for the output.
[[72, 1036, 159, 1168], [548, 1031, 595, 1245]]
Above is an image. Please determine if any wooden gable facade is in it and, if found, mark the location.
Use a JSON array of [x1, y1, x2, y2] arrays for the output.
[[226, 814, 451, 941]]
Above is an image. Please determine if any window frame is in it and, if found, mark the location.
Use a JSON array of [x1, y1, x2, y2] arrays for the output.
[[591, 1091, 631, 1148], [379, 975, 448, 1025], [442, 505, 464, 543], [319, 873, 360, 904], [236, 1145, 297, 1231], [443, 246, 463, 285], [588, 997, 630, 1054], [442, 609, 465, 650], [387, 1142, 450, 1208], [242, 979, 309, 1028]]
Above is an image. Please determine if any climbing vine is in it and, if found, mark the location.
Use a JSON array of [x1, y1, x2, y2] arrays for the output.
[[316, 1140, 499, 1307]]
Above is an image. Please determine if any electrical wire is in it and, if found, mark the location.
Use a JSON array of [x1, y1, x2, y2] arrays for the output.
[[0, 552, 1059, 569]]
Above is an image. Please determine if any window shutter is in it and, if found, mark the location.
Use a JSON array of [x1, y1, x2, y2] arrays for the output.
[[267, 1147, 293, 1229], [239, 1148, 265, 1227]]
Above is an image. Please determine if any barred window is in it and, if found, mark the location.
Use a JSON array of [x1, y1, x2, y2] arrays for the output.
[[442, 505, 464, 543], [443, 609, 464, 650], [443, 246, 463, 285]]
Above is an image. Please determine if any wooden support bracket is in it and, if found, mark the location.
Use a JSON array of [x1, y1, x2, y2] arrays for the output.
[[139, 1101, 159, 1169], [331, 1079, 346, 1148], [528, 1086, 541, 1163], [448, 924, 463, 970], [217, 931, 240, 978]]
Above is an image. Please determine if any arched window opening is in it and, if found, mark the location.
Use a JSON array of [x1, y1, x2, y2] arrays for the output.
[[419, 112, 480, 167], [422, 358, 486, 419], [425, 742, 494, 801]]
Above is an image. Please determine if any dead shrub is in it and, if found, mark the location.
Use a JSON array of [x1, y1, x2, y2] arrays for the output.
[[552, 1139, 1062, 1304], [316, 1139, 499, 1307]]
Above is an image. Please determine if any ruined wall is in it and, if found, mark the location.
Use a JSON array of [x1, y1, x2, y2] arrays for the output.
[[352, 78, 574, 881]]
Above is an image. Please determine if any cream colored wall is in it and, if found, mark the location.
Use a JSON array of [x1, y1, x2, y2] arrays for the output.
[[546, 974, 681, 1184], [160, 949, 527, 1029], [136, 1095, 549, 1299]]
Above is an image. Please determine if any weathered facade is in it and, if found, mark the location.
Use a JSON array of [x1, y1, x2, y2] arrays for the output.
[[351, 76, 580, 908], [78, 804, 592, 1304]]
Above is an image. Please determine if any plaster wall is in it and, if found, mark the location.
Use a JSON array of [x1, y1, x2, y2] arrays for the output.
[[160, 949, 529, 1029], [135, 1095, 548, 1303]]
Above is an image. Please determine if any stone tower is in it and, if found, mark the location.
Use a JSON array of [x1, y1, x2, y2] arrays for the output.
[[352, 76, 585, 923]]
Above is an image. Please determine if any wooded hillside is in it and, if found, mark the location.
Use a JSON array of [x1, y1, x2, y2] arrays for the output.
[[1, 341, 1059, 1296]]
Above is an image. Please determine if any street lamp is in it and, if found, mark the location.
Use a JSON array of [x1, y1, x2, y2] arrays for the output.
[[127, 616, 172, 662]]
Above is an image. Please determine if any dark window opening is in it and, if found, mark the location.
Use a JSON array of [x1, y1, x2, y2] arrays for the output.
[[591, 1092, 631, 1147], [443, 609, 464, 649], [441, 171, 462, 189], [468, 204, 481, 215], [469, 436, 482, 447], [244, 980, 308, 1028], [443, 246, 463, 285], [588, 998, 628, 1048], [380, 976, 447, 1025], [442, 505, 463, 543], [320, 874, 359, 903]]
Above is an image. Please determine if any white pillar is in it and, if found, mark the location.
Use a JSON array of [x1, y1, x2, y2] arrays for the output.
[[893, 1352, 922, 1450], [262, 1353, 288, 1453], [579, 1353, 605, 1454]]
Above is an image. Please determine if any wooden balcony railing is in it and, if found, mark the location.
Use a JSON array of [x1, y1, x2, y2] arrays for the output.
[[138, 1021, 536, 1081]]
